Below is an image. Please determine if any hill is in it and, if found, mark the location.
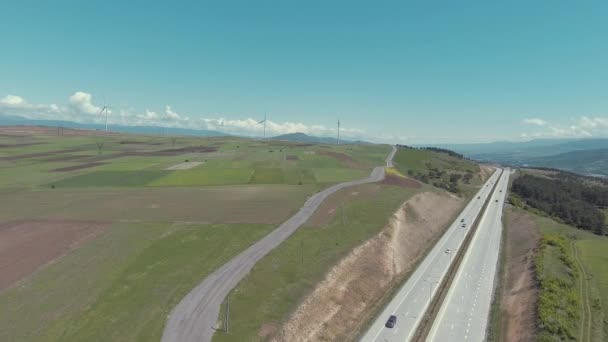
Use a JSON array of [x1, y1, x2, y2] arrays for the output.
[[270, 132, 366, 145], [523, 149, 608, 177], [0, 114, 225, 137], [436, 138, 608, 177]]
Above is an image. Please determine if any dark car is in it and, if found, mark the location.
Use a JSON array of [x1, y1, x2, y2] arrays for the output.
[[385, 315, 397, 328]]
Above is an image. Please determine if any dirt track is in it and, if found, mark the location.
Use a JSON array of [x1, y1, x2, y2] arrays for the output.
[[161, 146, 397, 342], [499, 207, 539, 342], [0, 220, 109, 292]]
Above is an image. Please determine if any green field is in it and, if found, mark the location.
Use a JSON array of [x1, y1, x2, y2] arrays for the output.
[[393, 147, 479, 175], [0, 127, 487, 342], [0, 131, 389, 189], [535, 215, 608, 342], [0, 222, 276, 342], [0, 127, 394, 342], [212, 183, 419, 342]]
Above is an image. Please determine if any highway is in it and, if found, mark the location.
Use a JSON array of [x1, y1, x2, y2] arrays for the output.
[[360, 168, 502, 342], [161, 146, 397, 342], [426, 168, 510, 341]]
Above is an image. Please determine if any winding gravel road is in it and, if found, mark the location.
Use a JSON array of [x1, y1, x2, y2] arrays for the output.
[[161, 146, 397, 342]]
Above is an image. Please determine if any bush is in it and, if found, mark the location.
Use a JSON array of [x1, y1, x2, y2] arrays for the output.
[[535, 234, 580, 340]]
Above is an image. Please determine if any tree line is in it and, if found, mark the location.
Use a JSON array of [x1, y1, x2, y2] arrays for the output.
[[512, 173, 607, 234], [395, 145, 465, 159]]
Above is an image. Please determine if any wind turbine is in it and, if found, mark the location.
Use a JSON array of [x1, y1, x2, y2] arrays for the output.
[[258, 113, 267, 139], [337, 118, 341, 145], [98, 97, 111, 132]]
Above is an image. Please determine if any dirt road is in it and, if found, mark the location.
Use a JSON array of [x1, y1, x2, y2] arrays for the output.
[[161, 146, 396, 342]]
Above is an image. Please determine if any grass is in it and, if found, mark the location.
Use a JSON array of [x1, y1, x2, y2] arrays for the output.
[[535, 215, 608, 342], [312, 167, 368, 183], [392, 147, 481, 196], [577, 239, 608, 341], [211, 183, 418, 342], [2, 132, 389, 190], [0, 129, 398, 341], [150, 168, 255, 186], [0, 222, 277, 342], [535, 233, 579, 342], [0, 185, 314, 224], [393, 147, 479, 175], [51, 170, 169, 187]]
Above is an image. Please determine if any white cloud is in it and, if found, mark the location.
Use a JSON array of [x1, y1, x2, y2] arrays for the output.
[[523, 118, 547, 126], [69, 91, 101, 115], [521, 116, 608, 139], [0, 95, 27, 107], [136, 109, 159, 120], [164, 105, 181, 120], [0, 91, 369, 140]]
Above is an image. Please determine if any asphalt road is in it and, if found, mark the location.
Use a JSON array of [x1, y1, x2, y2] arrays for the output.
[[161, 146, 397, 342], [360, 168, 502, 342], [426, 168, 511, 341]]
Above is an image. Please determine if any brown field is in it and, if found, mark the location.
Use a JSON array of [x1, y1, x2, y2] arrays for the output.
[[497, 206, 539, 342], [0, 142, 46, 149], [1, 149, 82, 161], [0, 219, 110, 292], [118, 140, 163, 145], [0, 185, 314, 224], [316, 149, 361, 168], [382, 173, 423, 188], [51, 162, 108, 172]]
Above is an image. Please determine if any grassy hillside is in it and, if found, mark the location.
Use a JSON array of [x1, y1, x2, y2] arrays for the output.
[[392, 146, 482, 195], [0, 126, 392, 341], [525, 149, 608, 177], [495, 207, 608, 342], [212, 183, 419, 342], [535, 216, 608, 342], [0, 127, 389, 189]]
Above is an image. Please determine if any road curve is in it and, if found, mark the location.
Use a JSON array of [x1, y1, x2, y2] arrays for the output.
[[161, 145, 397, 342]]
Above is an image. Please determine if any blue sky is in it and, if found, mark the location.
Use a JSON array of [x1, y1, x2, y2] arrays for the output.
[[1, 1, 607, 143]]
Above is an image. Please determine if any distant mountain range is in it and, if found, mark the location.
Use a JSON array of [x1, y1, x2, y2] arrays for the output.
[[0, 114, 223, 137], [523, 149, 608, 177], [271, 132, 370, 145], [0, 114, 369, 145], [435, 139, 608, 177]]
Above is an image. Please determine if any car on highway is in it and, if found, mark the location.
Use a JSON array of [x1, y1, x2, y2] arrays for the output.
[[495, 199, 498, 202], [385, 315, 397, 328], [462, 223, 466, 227], [460, 218, 464, 222]]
